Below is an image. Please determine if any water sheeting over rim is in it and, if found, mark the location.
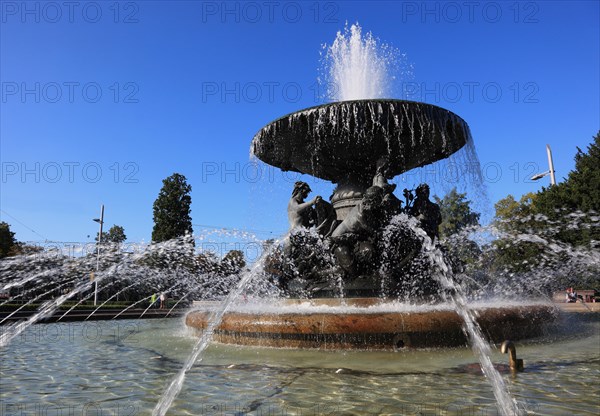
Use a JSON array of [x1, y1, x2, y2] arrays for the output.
[[251, 99, 471, 184]]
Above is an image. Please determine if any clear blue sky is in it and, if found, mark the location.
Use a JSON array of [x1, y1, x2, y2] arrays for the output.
[[1, 1, 599, 252]]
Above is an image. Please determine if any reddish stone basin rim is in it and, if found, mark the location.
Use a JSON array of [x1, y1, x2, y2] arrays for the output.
[[185, 303, 557, 350]]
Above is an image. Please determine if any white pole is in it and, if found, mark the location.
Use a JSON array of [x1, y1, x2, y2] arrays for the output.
[[546, 144, 556, 185], [94, 204, 104, 306]]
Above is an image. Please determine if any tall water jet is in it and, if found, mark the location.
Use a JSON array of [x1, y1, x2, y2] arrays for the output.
[[320, 23, 401, 101]]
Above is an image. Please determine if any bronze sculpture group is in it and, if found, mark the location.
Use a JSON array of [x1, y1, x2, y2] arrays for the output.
[[277, 162, 442, 298]]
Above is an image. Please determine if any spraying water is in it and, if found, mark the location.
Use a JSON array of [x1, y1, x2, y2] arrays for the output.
[[0, 236, 238, 348], [383, 215, 521, 415], [320, 23, 403, 101], [151, 236, 287, 415]]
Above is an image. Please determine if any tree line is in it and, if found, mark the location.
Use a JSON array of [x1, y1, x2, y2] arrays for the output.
[[2, 131, 598, 298]]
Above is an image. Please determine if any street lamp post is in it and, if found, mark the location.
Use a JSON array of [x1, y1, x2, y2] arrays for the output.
[[531, 144, 556, 185], [93, 204, 104, 306]]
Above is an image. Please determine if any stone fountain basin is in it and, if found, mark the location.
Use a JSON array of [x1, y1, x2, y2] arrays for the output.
[[186, 300, 557, 350], [251, 99, 470, 184]]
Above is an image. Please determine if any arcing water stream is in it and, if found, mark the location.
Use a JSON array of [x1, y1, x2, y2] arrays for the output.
[[392, 214, 521, 415], [151, 236, 287, 416]]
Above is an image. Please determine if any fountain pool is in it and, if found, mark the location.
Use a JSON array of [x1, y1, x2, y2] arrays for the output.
[[186, 300, 556, 350], [1, 314, 598, 415]]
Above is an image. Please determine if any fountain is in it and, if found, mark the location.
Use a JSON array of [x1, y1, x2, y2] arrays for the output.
[[182, 24, 564, 416], [185, 96, 557, 357], [186, 25, 556, 350], [2, 23, 598, 416]]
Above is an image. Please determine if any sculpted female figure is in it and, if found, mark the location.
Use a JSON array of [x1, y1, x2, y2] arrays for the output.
[[287, 181, 321, 229], [373, 156, 402, 217]]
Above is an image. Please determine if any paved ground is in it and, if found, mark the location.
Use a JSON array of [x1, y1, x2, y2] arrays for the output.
[[0, 308, 185, 324], [555, 302, 600, 313]]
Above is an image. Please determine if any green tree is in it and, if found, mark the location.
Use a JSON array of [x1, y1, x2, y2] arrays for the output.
[[434, 188, 480, 238], [491, 193, 545, 273], [221, 250, 246, 274], [0, 222, 19, 258], [490, 133, 600, 290], [569, 132, 600, 212], [16, 244, 43, 255], [494, 193, 538, 232], [534, 131, 600, 247], [96, 225, 127, 243], [151, 173, 193, 242], [430, 189, 481, 275], [197, 251, 221, 274]]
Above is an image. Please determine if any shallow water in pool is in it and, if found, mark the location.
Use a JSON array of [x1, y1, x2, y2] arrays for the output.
[[1, 314, 598, 415]]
